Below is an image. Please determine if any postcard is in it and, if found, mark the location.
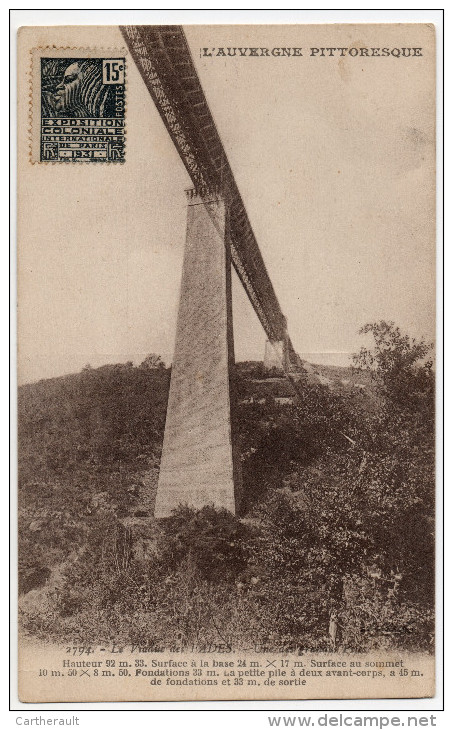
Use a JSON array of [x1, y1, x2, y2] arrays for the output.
[[17, 22, 436, 702]]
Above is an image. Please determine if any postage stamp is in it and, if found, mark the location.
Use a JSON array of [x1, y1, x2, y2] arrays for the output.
[[30, 50, 126, 162]]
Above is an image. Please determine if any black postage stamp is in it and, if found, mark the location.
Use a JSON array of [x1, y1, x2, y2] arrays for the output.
[[40, 57, 125, 162]]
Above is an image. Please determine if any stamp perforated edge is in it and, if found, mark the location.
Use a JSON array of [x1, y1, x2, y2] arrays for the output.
[[28, 46, 128, 164]]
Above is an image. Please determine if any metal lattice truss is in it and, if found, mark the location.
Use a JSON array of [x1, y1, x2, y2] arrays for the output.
[[121, 24, 293, 347]]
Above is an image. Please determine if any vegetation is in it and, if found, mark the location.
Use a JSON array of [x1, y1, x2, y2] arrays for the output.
[[18, 324, 435, 652]]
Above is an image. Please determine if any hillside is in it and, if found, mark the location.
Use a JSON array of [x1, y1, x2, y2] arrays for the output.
[[18, 349, 434, 652]]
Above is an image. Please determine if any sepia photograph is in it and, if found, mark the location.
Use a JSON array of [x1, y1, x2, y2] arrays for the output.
[[16, 19, 437, 703]]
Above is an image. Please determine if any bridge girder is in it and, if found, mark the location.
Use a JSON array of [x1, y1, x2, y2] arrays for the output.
[[121, 24, 292, 348]]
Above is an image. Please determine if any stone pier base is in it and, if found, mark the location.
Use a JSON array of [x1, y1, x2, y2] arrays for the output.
[[154, 189, 242, 518], [264, 339, 286, 371]]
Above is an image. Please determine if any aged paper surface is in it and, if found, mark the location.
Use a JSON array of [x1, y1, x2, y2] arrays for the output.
[[17, 23, 436, 702]]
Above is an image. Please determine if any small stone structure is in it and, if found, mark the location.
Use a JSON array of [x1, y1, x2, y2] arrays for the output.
[[263, 339, 285, 371]]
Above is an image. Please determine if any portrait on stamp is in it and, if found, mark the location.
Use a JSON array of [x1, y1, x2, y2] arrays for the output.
[[39, 56, 125, 161]]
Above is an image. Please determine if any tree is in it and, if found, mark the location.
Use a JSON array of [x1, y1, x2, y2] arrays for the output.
[[139, 353, 165, 371], [351, 321, 435, 610], [352, 321, 433, 411]]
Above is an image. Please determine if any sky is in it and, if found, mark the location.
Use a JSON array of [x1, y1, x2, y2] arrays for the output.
[[17, 24, 435, 384]]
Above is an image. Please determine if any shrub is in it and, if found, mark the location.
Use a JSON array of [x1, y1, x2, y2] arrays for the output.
[[19, 564, 51, 594], [157, 505, 250, 583]]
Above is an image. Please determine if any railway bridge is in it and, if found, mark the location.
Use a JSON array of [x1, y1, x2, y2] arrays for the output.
[[122, 26, 304, 517]]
